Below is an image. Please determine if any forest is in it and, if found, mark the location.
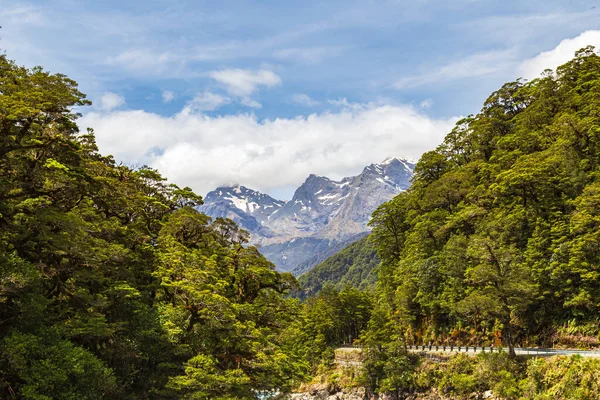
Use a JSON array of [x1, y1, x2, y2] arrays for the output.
[[352, 45, 600, 397], [1, 46, 600, 399], [367, 46, 600, 356], [296, 235, 379, 299]]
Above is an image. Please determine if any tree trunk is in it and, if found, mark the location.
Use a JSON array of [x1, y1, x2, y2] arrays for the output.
[[505, 320, 516, 358]]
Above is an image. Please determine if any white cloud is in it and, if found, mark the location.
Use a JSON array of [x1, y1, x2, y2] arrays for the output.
[[394, 48, 518, 89], [162, 90, 175, 103], [209, 68, 281, 97], [183, 91, 231, 112], [79, 103, 457, 197], [206, 68, 281, 109], [518, 30, 600, 79], [292, 93, 320, 107], [459, 9, 600, 47], [394, 31, 600, 90], [98, 92, 125, 111]]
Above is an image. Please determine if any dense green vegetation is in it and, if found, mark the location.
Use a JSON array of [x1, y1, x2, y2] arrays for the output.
[[283, 285, 373, 369], [357, 46, 600, 394], [0, 54, 314, 399], [297, 235, 379, 299], [4, 44, 600, 399], [356, 352, 600, 399]]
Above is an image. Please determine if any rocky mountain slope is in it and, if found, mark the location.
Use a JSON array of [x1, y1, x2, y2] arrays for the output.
[[198, 157, 414, 272], [199, 185, 284, 239]]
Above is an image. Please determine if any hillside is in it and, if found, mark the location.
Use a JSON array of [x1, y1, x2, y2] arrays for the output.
[[297, 235, 379, 298], [362, 46, 600, 367]]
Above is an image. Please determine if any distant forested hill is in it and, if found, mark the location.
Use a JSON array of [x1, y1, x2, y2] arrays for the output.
[[297, 235, 379, 298]]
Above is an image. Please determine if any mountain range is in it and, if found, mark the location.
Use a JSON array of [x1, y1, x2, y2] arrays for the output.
[[198, 157, 415, 273]]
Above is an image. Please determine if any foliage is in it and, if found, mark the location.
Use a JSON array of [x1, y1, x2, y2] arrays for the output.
[[298, 285, 373, 357], [297, 235, 379, 298], [524, 355, 600, 400], [364, 47, 600, 360], [4, 42, 600, 399], [0, 54, 306, 399], [381, 352, 600, 400]]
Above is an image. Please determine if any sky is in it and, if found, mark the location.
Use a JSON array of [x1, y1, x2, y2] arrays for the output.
[[2, 0, 600, 199]]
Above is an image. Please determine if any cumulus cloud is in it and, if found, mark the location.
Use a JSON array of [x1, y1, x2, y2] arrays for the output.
[[327, 97, 365, 111], [79, 103, 457, 197], [162, 90, 175, 103], [98, 92, 125, 111], [204, 68, 281, 109], [518, 30, 600, 79]]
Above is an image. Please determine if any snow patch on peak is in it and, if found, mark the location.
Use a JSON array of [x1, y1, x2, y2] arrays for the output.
[[318, 193, 339, 201], [380, 156, 418, 166]]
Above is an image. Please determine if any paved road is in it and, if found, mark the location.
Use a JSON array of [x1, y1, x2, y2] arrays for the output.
[[336, 345, 600, 358]]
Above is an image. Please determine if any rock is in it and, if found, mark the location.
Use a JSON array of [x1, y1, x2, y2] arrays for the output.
[[288, 386, 366, 400]]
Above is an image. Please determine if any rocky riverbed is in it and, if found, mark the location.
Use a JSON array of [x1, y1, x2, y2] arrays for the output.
[[287, 387, 497, 400]]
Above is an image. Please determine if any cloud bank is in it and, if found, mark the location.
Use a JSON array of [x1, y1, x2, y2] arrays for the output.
[[80, 103, 456, 197]]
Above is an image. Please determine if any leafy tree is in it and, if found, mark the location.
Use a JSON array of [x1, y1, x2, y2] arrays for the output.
[[364, 47, 600, 374], [0, 53, 307, 399]]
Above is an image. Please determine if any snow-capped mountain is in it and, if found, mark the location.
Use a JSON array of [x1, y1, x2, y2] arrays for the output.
[[199, 186, 284, 238], [198, 157, 415, 273], [203, 185, 284, 223]]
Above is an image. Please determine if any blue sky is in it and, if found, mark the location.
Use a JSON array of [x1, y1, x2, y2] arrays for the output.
[[2, 0, 600, 198]]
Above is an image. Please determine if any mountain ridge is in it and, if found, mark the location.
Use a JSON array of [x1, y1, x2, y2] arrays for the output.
[[198, 157, 414, 272]]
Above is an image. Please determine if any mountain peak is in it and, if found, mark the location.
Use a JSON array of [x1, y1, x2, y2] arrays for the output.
[[200, 156, 415, 272], [200, 185, 285, 227], [215, 184, 249, 193], [305, 173, 330, 182], [380, 156, 399, 165]]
